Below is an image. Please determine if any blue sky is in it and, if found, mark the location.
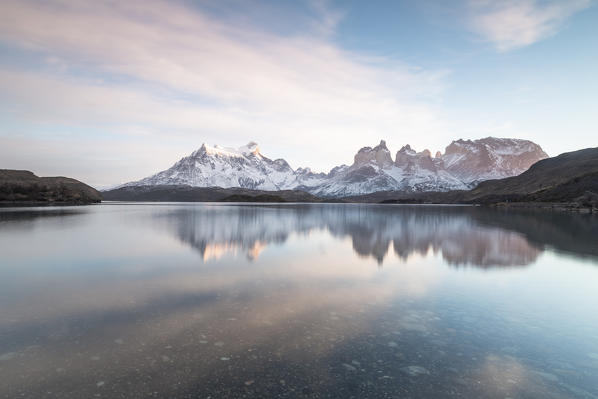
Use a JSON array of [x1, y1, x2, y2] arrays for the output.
[[0, 0, 596, 187]]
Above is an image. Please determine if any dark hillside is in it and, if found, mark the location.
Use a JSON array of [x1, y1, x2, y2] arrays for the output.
[[0, 169, 101, 205]]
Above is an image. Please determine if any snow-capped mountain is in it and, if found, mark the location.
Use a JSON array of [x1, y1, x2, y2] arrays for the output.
[[303, 141, 468, 197], [442, 137, 548, 185], [120, 137, 548, 197], [124, 142, 300, 191]]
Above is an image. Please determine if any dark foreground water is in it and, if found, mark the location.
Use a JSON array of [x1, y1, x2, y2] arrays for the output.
[[1, 203, 598, 399]]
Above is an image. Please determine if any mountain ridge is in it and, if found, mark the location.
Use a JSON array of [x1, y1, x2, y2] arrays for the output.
[[102, 147, 598, 211], [116, 137, 548, 197], [343, 147, 598, 211]]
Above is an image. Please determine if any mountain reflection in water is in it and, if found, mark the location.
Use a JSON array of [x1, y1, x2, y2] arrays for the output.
[[149, 204, 593, 268], [1, 203, 598, 399]]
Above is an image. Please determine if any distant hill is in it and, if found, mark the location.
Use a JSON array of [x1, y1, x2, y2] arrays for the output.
[[0, 170, 101, 205]]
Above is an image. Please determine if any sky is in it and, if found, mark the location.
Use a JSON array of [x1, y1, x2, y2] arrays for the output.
[[0, 0, 596, 188]]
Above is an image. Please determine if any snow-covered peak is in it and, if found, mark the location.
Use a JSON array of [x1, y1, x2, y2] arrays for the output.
[[192, 142, 261, 158]]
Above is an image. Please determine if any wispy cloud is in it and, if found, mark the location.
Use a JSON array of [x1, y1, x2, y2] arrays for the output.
[[0, 0, 451, 186], [468, 0, 591, 51], [307, 0, 346, 36]]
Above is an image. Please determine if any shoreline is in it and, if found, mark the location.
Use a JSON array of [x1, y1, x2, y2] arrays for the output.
[[2, 199, 595, 214], [0, 200, 101, 207], [490, 201, 597, 214]]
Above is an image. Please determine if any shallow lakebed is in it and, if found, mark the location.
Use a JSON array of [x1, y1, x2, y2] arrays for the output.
[[1, 203, 597, 398]]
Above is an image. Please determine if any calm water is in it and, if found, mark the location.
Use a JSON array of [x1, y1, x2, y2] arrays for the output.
[[1, 203, 598, 399]]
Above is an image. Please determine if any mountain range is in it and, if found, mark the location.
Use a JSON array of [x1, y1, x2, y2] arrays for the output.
[[118, 137, 548, 197], [346, 146, 598, 208]]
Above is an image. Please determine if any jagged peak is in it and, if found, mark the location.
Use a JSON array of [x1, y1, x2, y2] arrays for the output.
[[374, 140, 389, 151], [354, 140, 393, 168], [397, 144, 416, 155], [191, 143, 208, 157], [357, 140, 389, 154]]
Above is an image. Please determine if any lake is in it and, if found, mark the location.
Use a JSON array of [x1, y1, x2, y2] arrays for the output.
[[1, 203, 598, 398]]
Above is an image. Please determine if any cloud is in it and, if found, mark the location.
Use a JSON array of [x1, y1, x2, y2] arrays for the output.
[[0, 0, 453, 186], [468, 0, 591, 51], [307, 0, 346, 36]]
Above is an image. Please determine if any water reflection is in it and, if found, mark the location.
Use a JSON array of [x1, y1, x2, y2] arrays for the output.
[[473, 208, 598, 259], [0, 204, 597, 398], [152, 205, 552, 267]]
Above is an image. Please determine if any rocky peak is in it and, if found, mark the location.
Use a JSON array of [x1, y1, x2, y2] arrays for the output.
[[397, 144, 416, 155], [373, 140, 389, 151], [353, 140, 393, 169], [395, 145, 437, 171], [442, 137, 548, 184], [191, 143, 208, 157]]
